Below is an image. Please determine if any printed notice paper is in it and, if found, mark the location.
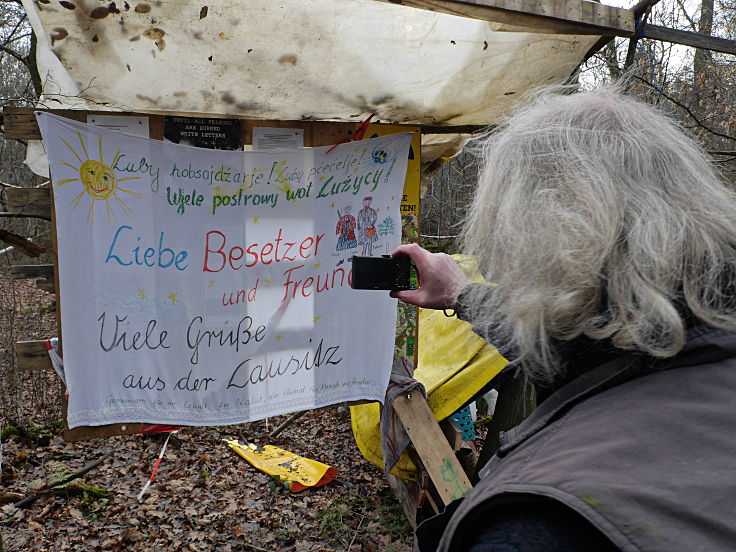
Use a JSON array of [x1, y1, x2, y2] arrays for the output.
[[36, 112, 411, 428]]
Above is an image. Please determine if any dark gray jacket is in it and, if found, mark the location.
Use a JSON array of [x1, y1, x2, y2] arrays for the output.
[[435, 323, 736, 552]]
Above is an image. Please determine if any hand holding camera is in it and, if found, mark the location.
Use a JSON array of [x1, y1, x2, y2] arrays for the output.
[[351, 244, 469, 311], [388, 244, 469, 310]]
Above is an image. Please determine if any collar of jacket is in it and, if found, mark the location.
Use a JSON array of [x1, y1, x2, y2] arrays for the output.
[[487, 324, 736, 469]]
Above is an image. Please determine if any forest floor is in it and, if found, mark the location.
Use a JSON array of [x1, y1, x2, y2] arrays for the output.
[[0, 275, 414, 552]]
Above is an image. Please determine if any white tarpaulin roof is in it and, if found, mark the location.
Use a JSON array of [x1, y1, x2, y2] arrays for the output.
[[23, 0, 599, 126]]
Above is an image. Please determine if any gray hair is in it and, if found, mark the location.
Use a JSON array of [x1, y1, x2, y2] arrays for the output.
[[463, 86, 736, 382]]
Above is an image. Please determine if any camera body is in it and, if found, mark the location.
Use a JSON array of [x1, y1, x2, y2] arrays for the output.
[[351, 255, 412, 291]]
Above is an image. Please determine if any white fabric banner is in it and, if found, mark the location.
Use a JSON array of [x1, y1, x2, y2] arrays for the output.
[[37, 112, 411, 428]]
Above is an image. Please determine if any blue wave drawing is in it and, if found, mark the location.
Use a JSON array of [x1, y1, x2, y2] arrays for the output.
[[86, 286, 187, 322]]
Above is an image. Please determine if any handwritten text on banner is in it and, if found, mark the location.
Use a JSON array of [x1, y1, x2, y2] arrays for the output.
[[37, 112, 411, 428]]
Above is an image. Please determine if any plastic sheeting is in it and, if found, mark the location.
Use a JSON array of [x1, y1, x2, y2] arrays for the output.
[[351, 256, 508, 479], [23, 0, 598, 125]]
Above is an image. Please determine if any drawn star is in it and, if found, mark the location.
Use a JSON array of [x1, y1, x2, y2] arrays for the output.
[[330, 202, 335, 209], [314, 261, 322, 270], [252, 216, 260, 224], [320, 176, 326, 181], [137, 289, 147, 300], [275, 335, 283, 342], [208, 280, 216, 288], [263, 279, 274, 288], [214, 185, 222, 193], [313, 315, 323, 324], [168, 292, 180, 304], [391, 196, 395, 201], [353, 167, 359, 173]]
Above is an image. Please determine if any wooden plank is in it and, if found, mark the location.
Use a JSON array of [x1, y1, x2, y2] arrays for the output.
[[3, 108, 361, 143], [61, 398, 169, 441], [2, 108, 160, 140], [386, 471, 420, 528], [0, 229, 48, 258], [64, 423, 147, 441], [393, 393, 473, 505], [2, 108, 44, 140], [593, 2, 610, 29], [15, 340, 52, 372], [375, 0, 635, 36], [2, 107, 482, 139], [10, 264, 54, 280], [64, 418, 148, 442], [644, 24, 736, 55], [35, 279, 56, 293], [440, 418, 464, 451], [2, 107, 84, 140], [310, 122, 360, 148], [148, 115, 165, 140], [4, 188, 51, 217], [241, 120, 366, 148]]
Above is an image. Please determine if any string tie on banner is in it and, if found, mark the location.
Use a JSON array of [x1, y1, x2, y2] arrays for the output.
[[326, 114, 375, 154]]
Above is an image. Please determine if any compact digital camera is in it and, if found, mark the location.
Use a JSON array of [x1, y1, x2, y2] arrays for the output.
[[351, 255, 413, 291]]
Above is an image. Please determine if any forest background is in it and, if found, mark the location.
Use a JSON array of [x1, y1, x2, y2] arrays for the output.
[[1, 0, 735, 550]]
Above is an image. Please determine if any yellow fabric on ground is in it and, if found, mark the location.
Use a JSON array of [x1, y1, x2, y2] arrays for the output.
[[350, 257, 507, 480], [225, 440, 337, 492]]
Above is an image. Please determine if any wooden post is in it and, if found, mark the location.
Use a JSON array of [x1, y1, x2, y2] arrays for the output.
[[393, 393, 473, 505]]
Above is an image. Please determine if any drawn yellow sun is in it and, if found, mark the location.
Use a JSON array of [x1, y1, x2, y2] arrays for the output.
[[54, 130, 142, 222]]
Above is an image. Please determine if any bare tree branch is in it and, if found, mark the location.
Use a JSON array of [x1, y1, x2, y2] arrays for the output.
[[0, 212, 51, 222], [1, 13, 27, 48], [3, 32, 32, 47], [13, 453, 112, 509], [675, 0, 698, 31], [634, 76, 736, 142], [0, 44, 26, 65]]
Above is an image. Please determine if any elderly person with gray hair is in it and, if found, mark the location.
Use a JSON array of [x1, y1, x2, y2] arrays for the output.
[[392, 87, 736, 552]]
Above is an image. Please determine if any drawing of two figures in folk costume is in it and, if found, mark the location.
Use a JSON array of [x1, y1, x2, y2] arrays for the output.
[[335, 197, 379, 260]]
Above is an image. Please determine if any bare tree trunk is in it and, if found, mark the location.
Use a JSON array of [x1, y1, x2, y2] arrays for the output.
[[604, 42, 622, 80], [26, 30, 43, 98], [694, 0, 715, 87]]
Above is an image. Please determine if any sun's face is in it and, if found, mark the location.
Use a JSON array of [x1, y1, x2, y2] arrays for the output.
[[54, 130, 141, 222], [80, 160, 117, 199]]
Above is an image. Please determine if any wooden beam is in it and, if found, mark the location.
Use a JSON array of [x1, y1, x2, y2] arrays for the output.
[[2, 107, 360, 143], [393, 393, 473, 505], [0, 106, 493, 138], [386, 471, 421, 528], [440, 418, 464, 451], [15, 340, 52, 372], [10, 264, 54, 280], [10, 264, 55, 293], [376, 0, 635, 36], [4, 187, 51, 218], [35, 279, 56, 293], [644, 24, 736, 55]]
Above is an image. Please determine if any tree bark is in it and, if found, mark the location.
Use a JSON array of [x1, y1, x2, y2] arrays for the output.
[[693, 0, 715, 86], [25, 29, 43, 99]]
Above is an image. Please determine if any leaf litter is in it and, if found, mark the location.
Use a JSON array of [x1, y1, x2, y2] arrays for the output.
[[0, 277, 413, 551]]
